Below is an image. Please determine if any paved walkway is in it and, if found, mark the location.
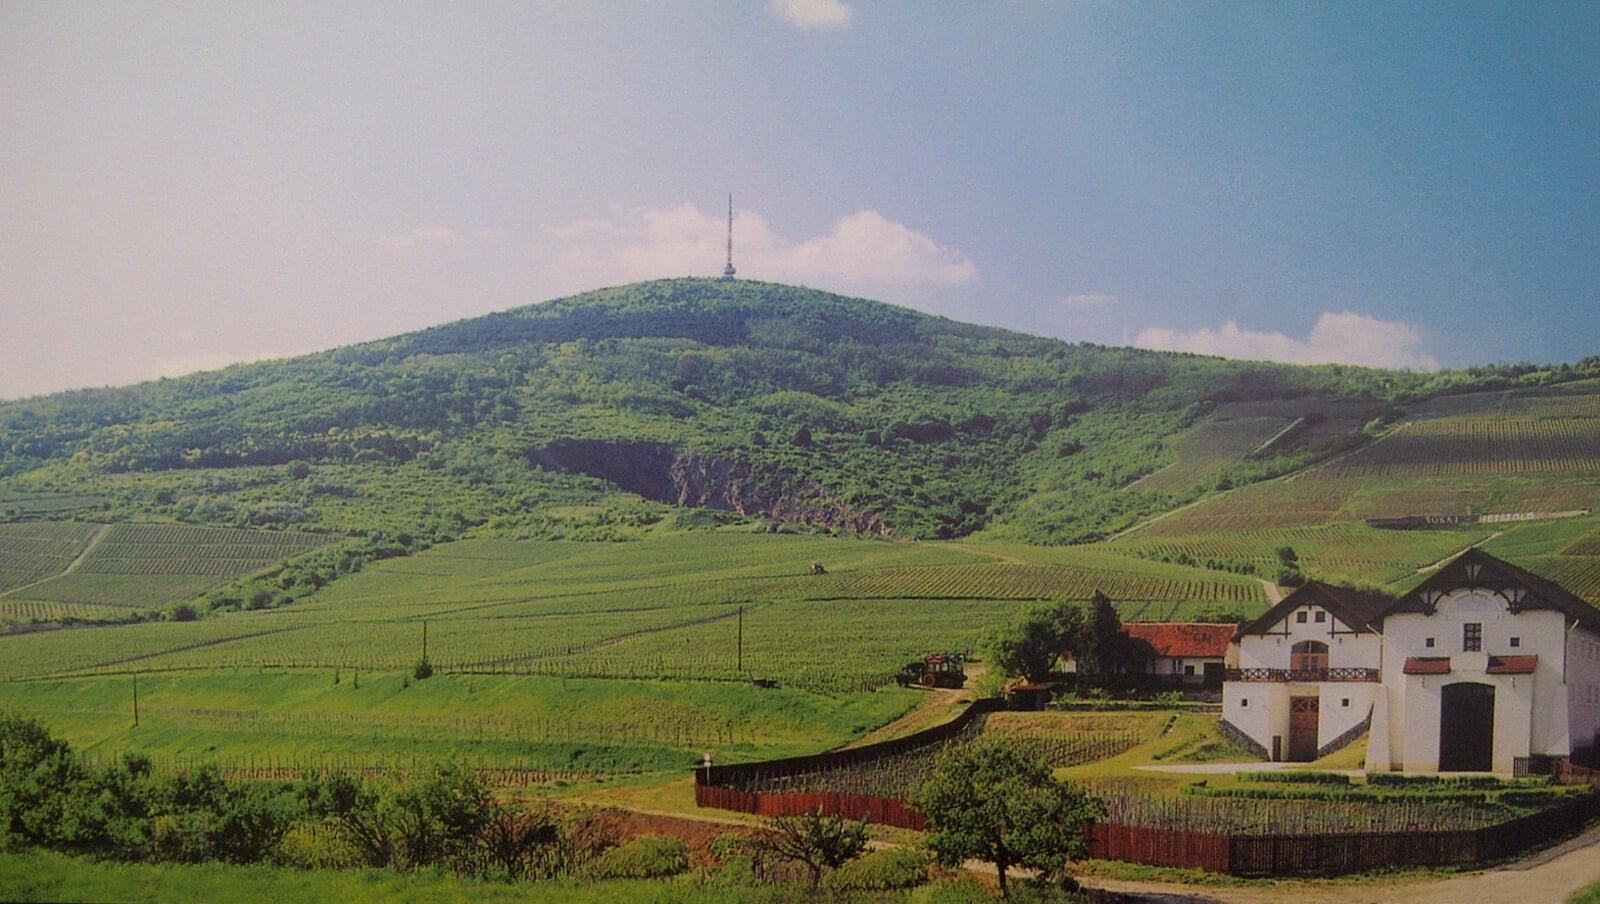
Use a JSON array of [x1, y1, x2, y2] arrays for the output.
[[1131, 761, 1362, 776]]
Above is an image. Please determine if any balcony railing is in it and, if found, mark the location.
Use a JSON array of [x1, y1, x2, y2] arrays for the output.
[[1224, 667, 1379, 683]]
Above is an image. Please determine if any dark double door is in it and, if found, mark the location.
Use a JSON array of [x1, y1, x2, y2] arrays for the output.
[[1439, 682, 1495, 772]]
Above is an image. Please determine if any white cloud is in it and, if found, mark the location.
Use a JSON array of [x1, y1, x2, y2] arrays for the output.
[[1058, 293, 1118, 308], [769, 0, 852, 29], [146, 350, 285, 381], [539, 202, 974, 295], [1134, 311, 1439, 371]]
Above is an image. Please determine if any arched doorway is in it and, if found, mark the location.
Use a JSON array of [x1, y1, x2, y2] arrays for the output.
[[1290, 640, 1328, 673], [1439, 682, 1495, 771]]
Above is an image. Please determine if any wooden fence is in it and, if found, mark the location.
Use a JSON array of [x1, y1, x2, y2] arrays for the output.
[[1228, 792, 1600, 876], [695, 699, 1600, 877]]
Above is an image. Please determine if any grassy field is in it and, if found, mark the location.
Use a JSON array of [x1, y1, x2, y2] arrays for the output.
[[0, 532, 1268, 689], [0, 671, 915, 775], [0, 851, 946, 904]]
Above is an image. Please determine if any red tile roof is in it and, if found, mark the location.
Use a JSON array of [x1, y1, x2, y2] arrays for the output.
[[1403, 656, 1452, 675], [1123, 622, 1232, 659], [1487, 654, 1538, 675]]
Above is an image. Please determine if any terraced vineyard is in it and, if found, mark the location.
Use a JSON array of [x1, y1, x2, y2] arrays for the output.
[[1128, 415, 1295, 493], [773, 562, 1263, 604], [0, 522, 101, 593], [1107, 522, 1501, 586], [1324, 416, 1600, 478], [0, 522, 334, 620], [73, 524, 330, 575]]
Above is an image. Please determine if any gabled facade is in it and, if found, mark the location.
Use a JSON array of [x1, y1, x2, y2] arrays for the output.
[[1221, 550, 1600, 773], [1222, 582, 1390, 762]]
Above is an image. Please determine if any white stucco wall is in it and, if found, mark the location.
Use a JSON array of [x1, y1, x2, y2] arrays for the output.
[[1222, 680, 1289, 758], [1317, 682, 1377, 751], [1382, 594, 1570, 771], [1567, 627, 1600, 756], [1151, 656, 1223, 680], [1236, 603, 1381, 671], [1394, 669, 1535, 773]]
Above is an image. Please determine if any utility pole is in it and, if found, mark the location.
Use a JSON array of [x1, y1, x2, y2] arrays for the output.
[[132, 673, 139, 727], [737, 605, 744, 672], [422, 620, 429, 661]]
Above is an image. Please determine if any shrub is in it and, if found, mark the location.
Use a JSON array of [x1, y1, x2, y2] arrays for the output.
[[830, 847, 929, 891], [413, 658, 434, 680], [584, 835, 689, 879], [1238, 771, 1350, 785], [274, 818, 361, 869]]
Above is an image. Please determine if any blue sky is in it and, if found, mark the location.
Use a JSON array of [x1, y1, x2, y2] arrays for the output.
[[2, 1, 1595, 398]]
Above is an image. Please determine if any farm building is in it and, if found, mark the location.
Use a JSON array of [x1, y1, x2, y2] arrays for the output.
[[1123, 622, 1232, 687], [1222, 548, 1600, 773], [1059, 621, 1233, 688]]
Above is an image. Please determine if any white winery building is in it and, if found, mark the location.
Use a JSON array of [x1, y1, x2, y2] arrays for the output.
[[1221, 548, 1600, 773]]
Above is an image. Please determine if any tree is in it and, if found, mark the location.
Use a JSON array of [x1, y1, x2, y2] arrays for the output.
[[987, 600, 1086, 683], [917, 737, 1101, 898], [1085, 591, 1134, 676], [751, 808, 869, 888]]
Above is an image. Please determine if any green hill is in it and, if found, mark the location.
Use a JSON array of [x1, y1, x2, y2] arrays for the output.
[[4, 278, 1591, 550]]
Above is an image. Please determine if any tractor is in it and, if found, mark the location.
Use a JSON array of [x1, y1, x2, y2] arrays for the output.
[[895, 653, 967, 689]]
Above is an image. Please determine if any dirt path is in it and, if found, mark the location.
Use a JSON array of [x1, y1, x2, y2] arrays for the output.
[[1075, 821, 1600, 904], [0, 522, 110, 599], [842, 664, 986, 749], [948, 543, 1029, 565], [1256, 579, 1283, 604]]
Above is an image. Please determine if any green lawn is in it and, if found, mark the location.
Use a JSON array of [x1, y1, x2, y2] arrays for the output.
[[0, 850, 1006, 903], [0, 671, 918, 775]]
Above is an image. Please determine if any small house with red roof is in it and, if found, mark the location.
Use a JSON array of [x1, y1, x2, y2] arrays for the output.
[[1123, 622, 1233, 687]]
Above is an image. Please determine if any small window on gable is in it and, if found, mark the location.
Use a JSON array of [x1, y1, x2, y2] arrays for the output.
[[1240, 698, 1248, 708], [1510, 636, 1520, 648], [1342, 698, 1350, 707], [1297, 611, 1308, 623], [1464, 623, 1482, 653], [1425, 637, 1435, 648], [1315, 611, 1326, 623]]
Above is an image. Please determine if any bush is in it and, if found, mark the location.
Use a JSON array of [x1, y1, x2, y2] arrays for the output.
[[274, 818, 360, 869], [413, 658, 434, 680], [1238, 771, 1350, 785], [584, 835, 689, 879], [830, 847, 929, 890]]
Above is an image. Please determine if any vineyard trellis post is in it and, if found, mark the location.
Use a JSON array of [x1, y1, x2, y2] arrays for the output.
[[131, 672, 139, 727]]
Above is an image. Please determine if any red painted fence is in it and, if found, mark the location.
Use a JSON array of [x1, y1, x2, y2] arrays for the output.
[[695, 783, 928, 830]]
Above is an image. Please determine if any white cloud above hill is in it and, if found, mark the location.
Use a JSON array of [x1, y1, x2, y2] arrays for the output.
[[769, 0, 853, 30], [539, 203, 974, 295], [1134, 311, 1440, 371]]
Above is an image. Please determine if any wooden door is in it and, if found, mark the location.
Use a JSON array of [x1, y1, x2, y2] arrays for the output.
[[1288, 696, 1319, 761]]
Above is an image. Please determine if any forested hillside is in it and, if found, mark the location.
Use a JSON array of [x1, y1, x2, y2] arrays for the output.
[[1, 279, 1593, 545]]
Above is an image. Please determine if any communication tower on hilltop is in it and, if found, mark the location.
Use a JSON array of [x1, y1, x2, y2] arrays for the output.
[[722, 193, 737, 280]]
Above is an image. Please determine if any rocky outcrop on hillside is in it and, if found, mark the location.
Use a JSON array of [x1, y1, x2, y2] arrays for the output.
[[531, 440, 894, 535]]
